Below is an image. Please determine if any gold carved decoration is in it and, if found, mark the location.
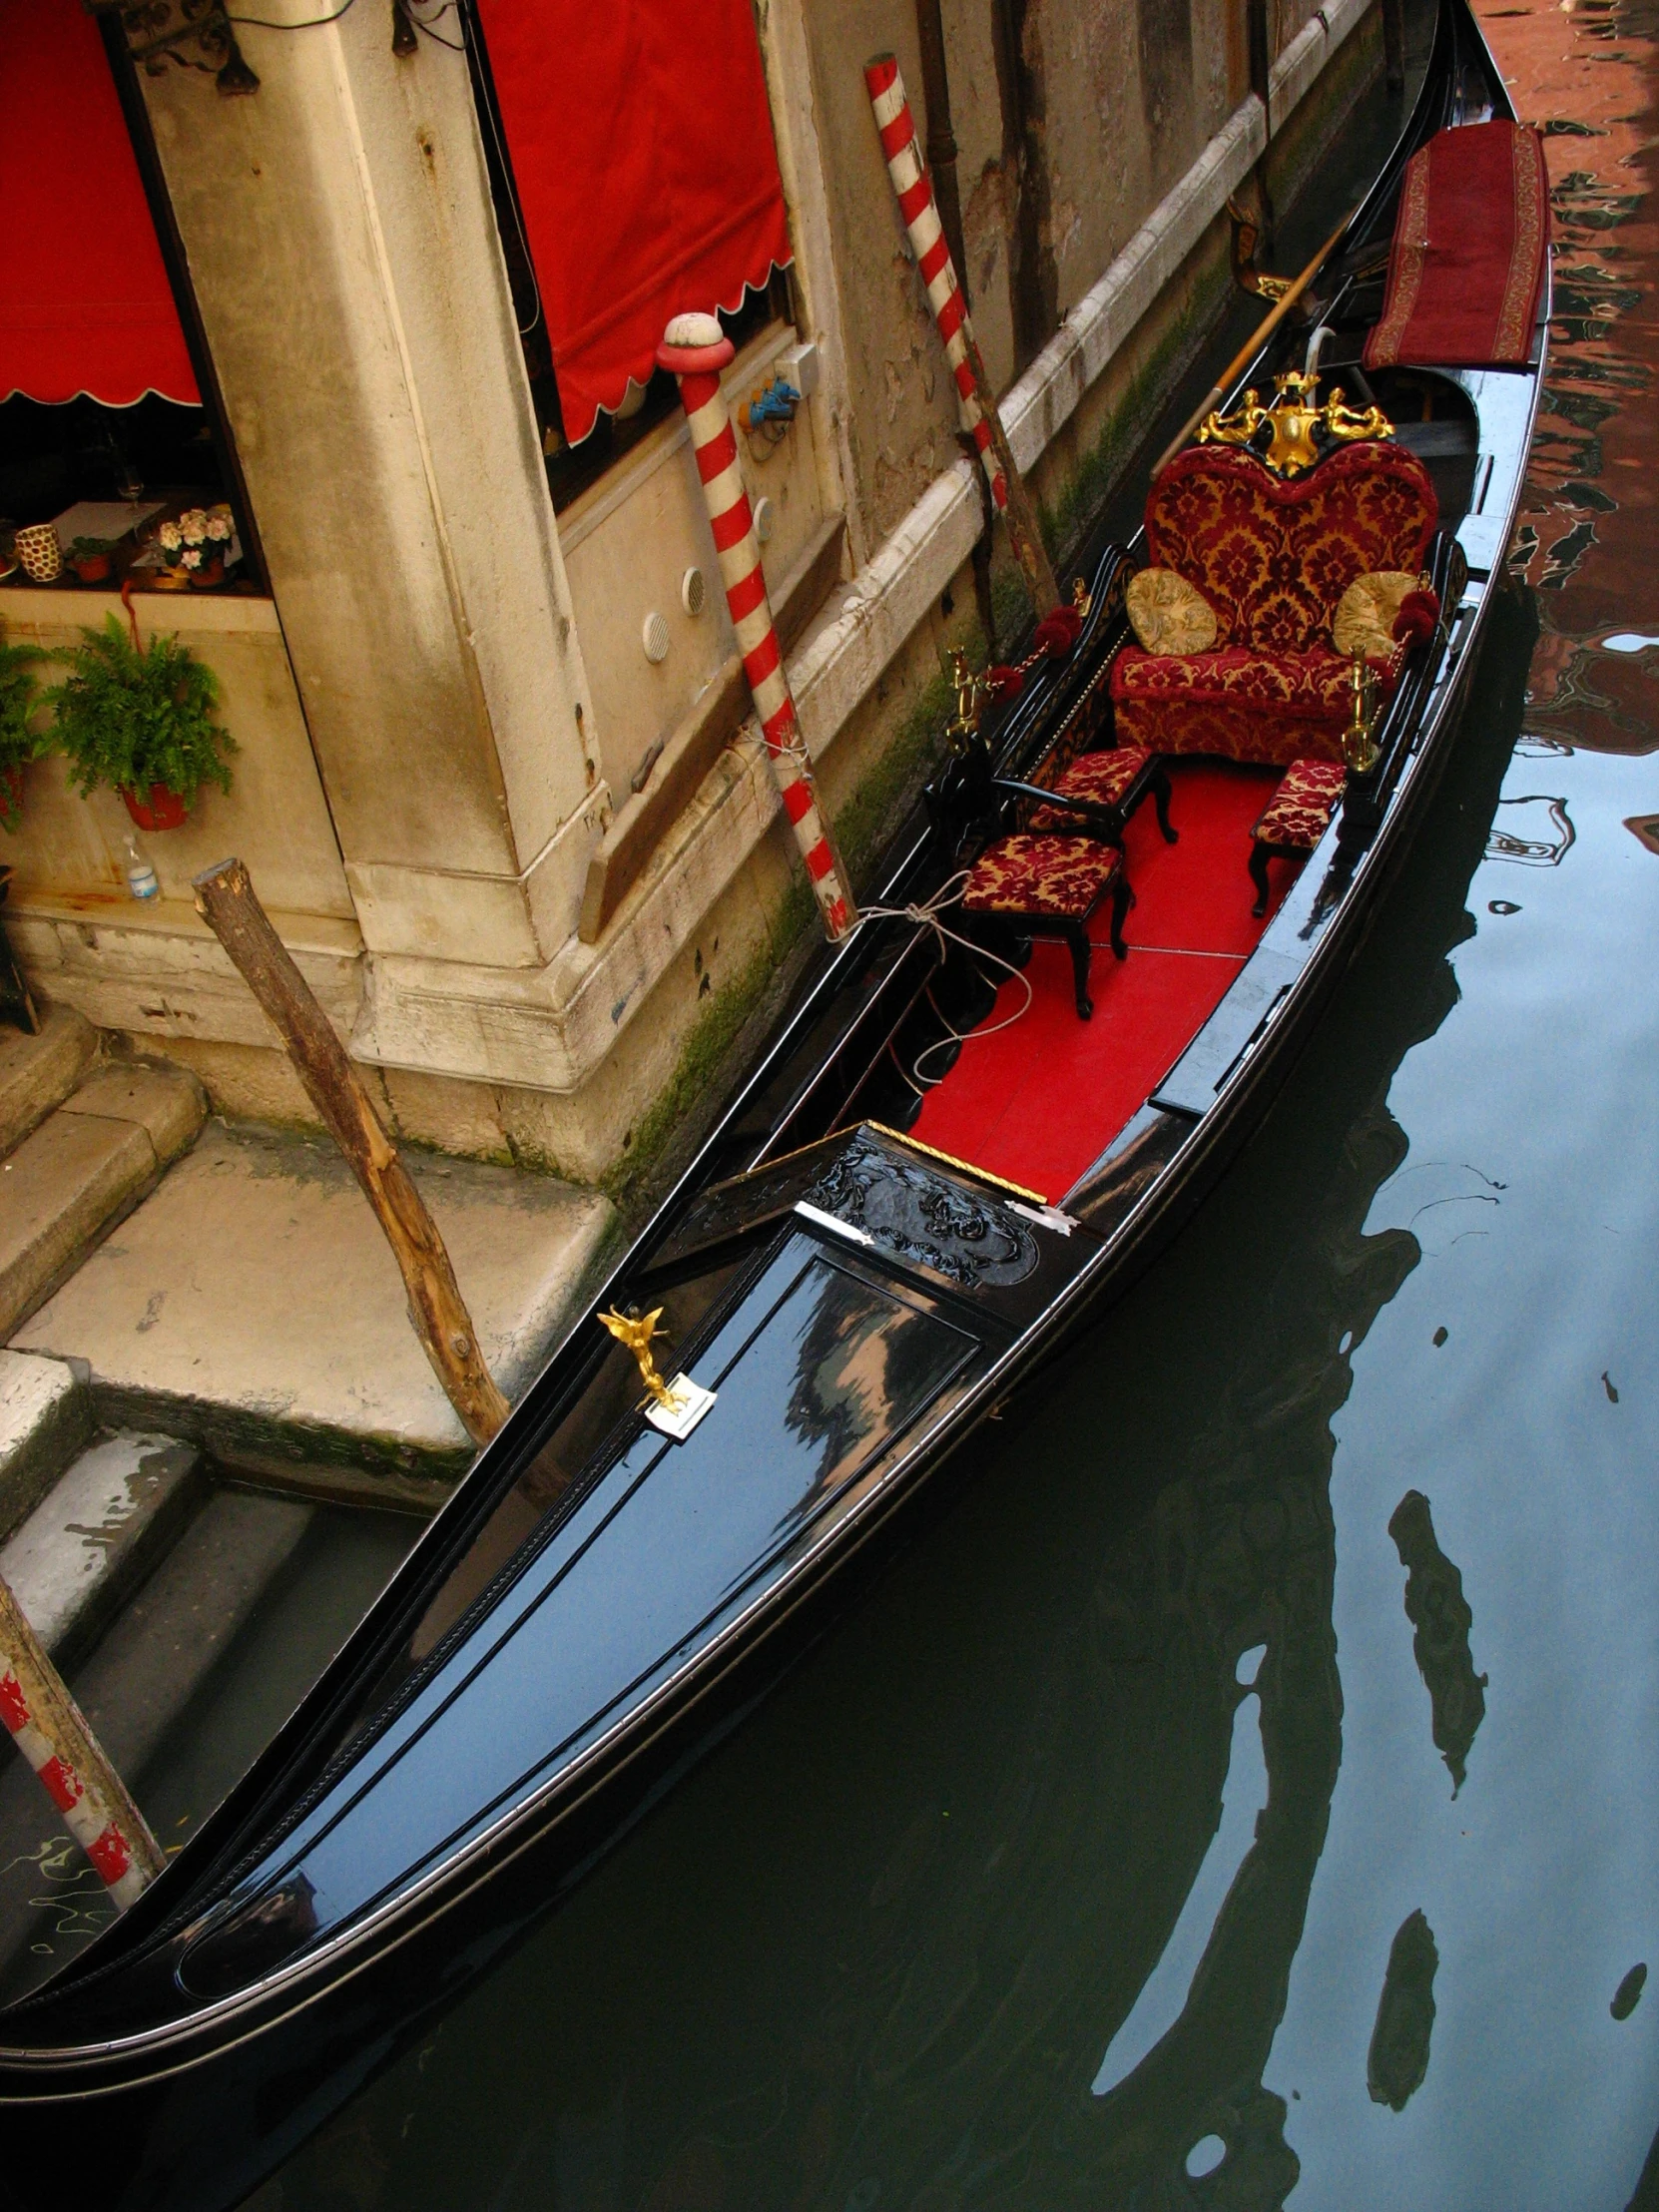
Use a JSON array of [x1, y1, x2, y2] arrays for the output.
[[945, 647, 991, 749], [599, 1306, 677, 1410], [1198, 369, 1392, 478]]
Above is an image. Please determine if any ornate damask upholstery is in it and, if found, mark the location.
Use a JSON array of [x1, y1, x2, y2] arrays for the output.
[[1113, 442, 1437, 762], [964, 834, 1122, 919], [962, 833, 1132, 1019], [1249, 757, 1349, 914], [1028, 746, 1150, 830]]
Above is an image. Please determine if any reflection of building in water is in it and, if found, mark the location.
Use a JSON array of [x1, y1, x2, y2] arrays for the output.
[[1367, 1907, 1439, 2111], [1387, 1488, 1488, 1794]]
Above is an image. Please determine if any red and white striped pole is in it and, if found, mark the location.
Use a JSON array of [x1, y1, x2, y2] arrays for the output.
[[0, 1576, 164, 1911], [864, 53, 1060, 617], [658, 313, 857, 942]]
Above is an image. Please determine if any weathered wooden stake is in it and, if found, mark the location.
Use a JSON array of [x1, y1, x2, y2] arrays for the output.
[[193, 857, 510, 1446], [0, 1576, 165, 1909]]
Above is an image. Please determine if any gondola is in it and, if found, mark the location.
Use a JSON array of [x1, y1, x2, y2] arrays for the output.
[[0, 0, 1546, 2196]]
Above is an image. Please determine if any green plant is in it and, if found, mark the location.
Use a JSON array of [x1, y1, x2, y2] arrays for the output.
[[67, 536, 117, 561], [0, 635, 47, 831], [48, 614, 236, 807]]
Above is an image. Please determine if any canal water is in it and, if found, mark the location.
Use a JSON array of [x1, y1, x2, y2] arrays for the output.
[[252, 5, 1659, 2205]]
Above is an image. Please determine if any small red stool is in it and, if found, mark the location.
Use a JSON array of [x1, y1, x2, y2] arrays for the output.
[[1249, 759, 1347, 916]]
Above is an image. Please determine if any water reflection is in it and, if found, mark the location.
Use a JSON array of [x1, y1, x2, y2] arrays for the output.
[[1386, 1491, 1487, 1795], [1367, 1908, 1440, 2112]]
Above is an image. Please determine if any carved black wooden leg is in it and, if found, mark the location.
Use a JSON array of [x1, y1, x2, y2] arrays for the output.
[[1249, 838, 1274, 917], [1152, 762, 1178, 844], [0, 867, 39, 1036], [1062, 919, 1094, 1019], [1109, 873, 1133, 960]]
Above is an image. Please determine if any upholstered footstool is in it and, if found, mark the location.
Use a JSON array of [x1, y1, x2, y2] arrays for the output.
[[962, 833, 1132, 1019], [1249, 758, 1348, 915], [1029, 747, 1178, 844]]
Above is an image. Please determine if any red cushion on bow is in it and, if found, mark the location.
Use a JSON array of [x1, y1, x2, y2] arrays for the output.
[[985, 664, 1024, 700], [1391, 587, 1440, 647], [1033, 605, 1083, 658]]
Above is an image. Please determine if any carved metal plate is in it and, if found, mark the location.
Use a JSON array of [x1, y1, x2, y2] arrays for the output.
[[807, 1132, 1039, 1290]]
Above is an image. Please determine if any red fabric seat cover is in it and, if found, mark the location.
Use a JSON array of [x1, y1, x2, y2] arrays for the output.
[[963, 834, 1123, 919], [1139, 442, 1437, 652], [1254, 758, 1348, 849]]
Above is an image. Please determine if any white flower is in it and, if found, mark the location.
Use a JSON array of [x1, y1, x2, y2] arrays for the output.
[[159, 522, 182, 552], [180, 508, 209, 543], [181, 546, 203, 570], [206, 513, 232, 542]]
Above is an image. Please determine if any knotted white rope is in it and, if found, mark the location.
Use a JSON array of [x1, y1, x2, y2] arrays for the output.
[[849, 870, 1034, 1093]]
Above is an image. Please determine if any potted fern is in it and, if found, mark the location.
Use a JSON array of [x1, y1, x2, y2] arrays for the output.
[[0, 634, 47, 831], [49, 614, 236, 830]]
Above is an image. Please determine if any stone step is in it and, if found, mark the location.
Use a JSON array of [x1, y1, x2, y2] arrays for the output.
[[0, 1483, 316, 2004], [0, 1430, 207, 1672], [0, 1005, 95, 1158], [0, 1058, 206, 1340], [0, 1350, 91, 1541], [14, 1118, 615, 1507]]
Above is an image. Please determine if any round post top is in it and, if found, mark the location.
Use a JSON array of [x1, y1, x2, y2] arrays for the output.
[[657, 311, 735, 374]]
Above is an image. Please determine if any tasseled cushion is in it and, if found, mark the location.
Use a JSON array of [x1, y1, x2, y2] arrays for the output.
[[1254, 758, 1348, 851]]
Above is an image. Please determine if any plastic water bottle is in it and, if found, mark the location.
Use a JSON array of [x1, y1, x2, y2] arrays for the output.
[[124, 836, 159, 901]]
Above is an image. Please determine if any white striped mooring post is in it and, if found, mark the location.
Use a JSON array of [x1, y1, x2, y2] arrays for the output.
[[864, 53, 1060, 618], [657, 315, 857, 942], [0, 1574, 165, 1910]]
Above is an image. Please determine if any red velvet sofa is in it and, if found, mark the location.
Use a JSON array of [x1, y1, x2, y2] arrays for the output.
[[1110, 440, 1439, 767]]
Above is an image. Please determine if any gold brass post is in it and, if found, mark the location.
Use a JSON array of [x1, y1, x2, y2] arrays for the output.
[[1343, 651, 1382, 775]]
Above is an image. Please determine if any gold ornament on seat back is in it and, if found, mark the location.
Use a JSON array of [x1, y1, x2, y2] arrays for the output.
[[1199, 369, 1392, 477]]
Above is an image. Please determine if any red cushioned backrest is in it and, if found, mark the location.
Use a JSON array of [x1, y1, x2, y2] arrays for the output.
[[1145, 442, 1438, 652]]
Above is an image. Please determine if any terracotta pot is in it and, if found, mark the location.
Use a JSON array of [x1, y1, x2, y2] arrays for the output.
[[121, 784, 190, 832], [73, 552, 113, 584], [188, 555, 226, 589]]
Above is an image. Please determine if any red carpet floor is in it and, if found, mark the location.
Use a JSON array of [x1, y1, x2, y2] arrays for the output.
[[912, 760, 1294, 1200]]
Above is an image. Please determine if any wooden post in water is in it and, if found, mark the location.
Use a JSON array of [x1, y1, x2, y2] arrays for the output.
[[0, 1577, 165, 1909], [193, 857, 510, 1447]]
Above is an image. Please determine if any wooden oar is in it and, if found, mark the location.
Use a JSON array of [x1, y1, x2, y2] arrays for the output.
[[1151, 208, 1359, 477]]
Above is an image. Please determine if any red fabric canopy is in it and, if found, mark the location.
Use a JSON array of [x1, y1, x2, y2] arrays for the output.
[[474, 0, 793, 444], [0, 0, 199, 407]]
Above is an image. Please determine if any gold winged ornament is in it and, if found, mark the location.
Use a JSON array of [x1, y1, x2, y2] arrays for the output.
[[600, 1307, 718, 1440], [1199, 368, 1391, 478]]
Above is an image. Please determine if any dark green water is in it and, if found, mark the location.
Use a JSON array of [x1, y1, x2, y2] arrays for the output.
[[253, 10, 1659, 2206]]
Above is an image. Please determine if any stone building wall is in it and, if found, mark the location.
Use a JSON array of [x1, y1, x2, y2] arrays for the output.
[[2, 0, 1389, 1191]]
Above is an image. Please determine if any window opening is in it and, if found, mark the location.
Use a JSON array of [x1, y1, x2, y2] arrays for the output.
[[0, 6, 264, 594], [460, 0, 794, 514]]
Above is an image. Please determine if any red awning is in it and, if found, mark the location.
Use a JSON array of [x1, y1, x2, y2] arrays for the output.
[[474, 0, 793, 444], [0, 0, 199, 408]]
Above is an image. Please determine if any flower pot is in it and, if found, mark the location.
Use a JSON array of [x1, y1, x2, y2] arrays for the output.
[[149, 566, 192, 593], [13, 524, 61, 583], [187, 555, 226, 590], [121, 784, 190, 832], [73, 552, 113, 584]]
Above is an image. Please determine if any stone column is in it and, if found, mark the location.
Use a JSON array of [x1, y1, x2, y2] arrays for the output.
[[127, 2, 609, 975]]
